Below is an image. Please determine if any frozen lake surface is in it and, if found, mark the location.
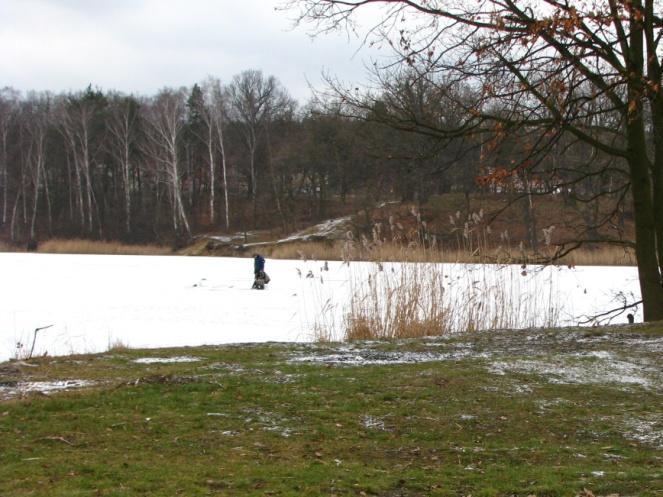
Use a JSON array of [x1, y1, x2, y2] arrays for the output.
[[0, 253, 641, 362]]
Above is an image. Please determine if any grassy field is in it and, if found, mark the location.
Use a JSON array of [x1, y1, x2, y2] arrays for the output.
[[1, 325, 661, 496]]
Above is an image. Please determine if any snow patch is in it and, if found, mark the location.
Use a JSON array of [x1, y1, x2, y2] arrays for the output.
[[488, 356, 658, 390], [133, 356, 201, 364], [291, 349, 490, 365], [621, 415, 663, 449], [362, 415, 388, 431], [278, 216, 352, 243], [242, 408, 298, 438], [0, 379, 95, 400]]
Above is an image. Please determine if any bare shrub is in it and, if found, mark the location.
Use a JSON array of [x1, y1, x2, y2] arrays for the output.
[[107, 338, 131, 352]]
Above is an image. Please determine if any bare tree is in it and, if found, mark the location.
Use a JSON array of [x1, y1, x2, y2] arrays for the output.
[[285, 0, 663, 321], [142, 88, 191, 238], [0, 88, 19, 227], [203, 77, 232, 230], [23, 95, 51, 241], [58, 87, 106, 234], [227, 70, 278, 226], [107, 94, 140, 237], [264, 85, 297, 232]]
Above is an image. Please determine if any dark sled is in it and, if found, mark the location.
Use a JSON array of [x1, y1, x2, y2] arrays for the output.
[[252, 271, 270, 290]]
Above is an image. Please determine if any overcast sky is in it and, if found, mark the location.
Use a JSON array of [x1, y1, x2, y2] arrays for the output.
[[0, 0, 384, 104]]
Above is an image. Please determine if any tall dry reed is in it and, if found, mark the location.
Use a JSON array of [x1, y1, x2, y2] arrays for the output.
[[334, 207, 561, 340]]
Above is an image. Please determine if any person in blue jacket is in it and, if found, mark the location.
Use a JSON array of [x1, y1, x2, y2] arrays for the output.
[[252, 253, 269, 289]]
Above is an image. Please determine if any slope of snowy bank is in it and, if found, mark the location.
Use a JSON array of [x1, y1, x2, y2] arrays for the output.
[[0, 253, 640, 362]]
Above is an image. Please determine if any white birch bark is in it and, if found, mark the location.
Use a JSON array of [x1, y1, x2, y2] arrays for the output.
[[142, 89, 191, 237], [108, 96, 138, 236]]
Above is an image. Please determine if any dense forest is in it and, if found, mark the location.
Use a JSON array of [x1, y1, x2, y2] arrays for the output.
[[0, 69, 629, 249]]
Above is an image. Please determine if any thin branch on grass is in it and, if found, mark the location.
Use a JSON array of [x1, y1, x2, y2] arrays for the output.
[[41, 436, 74, 446], [576, 295, 642, 326]]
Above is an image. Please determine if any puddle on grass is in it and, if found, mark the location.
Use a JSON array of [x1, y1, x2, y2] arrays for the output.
[[133, 356, 201, 364], [0, 379, 95, 400]]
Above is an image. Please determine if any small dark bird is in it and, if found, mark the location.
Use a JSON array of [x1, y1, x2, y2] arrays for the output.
[[627, 313, 634, 324]]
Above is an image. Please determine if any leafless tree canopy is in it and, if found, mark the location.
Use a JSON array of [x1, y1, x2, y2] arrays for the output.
[[281, 0, 663, 320]]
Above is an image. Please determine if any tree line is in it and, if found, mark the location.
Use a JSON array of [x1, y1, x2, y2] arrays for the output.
[[0, 70, 473, 245], [0, 69, 624, 249]]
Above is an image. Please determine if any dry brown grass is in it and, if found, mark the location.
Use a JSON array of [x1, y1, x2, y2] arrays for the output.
[[37, 239, 172, 256], [262, 239, 636, 266], [343, 261, 447, 340], [337, 258, 561, 341], [264, 241, 346, 261], [315, 212, 565, 341], [557, 245, 636, 266]]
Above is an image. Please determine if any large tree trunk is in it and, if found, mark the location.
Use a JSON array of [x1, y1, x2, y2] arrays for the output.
[[628, 7, 663, 321], [627, 104, 663, 320], [629, 152, 663, 321], [649, 89, 663, 281]]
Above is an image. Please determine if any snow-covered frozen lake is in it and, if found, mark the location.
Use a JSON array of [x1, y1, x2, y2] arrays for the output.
[[0, 253, 641, 362]]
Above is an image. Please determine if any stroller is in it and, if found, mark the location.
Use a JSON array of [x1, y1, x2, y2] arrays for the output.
[[252, 270, 271, 290]]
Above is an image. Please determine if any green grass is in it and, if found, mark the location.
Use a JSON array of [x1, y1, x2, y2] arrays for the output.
[[1, 325, 661, 496]]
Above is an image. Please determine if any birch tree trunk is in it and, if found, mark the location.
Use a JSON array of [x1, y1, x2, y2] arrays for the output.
[[108, 96, 138, 237], [205, 77, 231, 230], [29, 127, 45, 240], [218, 121, 230, 230], [0, 91, 17, 227], [142, 88, 191, 238]]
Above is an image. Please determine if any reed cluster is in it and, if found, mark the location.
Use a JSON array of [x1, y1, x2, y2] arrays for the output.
[[317, 208, 563, 341]]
